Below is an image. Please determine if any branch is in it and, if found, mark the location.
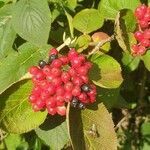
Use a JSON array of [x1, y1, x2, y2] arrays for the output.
[[88, 35, 115, 55]]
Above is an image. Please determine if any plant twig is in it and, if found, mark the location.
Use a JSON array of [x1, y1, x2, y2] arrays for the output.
[[88, 35, 115, 55]]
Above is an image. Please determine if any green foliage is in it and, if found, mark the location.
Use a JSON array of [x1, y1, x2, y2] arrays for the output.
[[142, 51, 150, 71], [12, 0, 51, 46], [122, 52, 140, 71], [73, 9, 104, 34], [35, 116, 69, 150], [0, 80, 47, 133], [0, 42, 50, 94], [90, 53, 123, 88], [67, 103, 117, 150], [98, 0, 140, 20], [4, 134, 29, 150], [0, 4, 16, 58]]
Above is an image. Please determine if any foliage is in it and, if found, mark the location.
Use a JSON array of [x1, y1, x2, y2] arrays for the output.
[[0, 0, 149, 150]]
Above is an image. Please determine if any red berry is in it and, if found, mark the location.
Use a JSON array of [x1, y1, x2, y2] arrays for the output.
[[61, 72, 71, 83], [47, 106, 57, 115], [57, 106, 66, 116], [51, 67, 62, 77], [42, 65, 51, 75], [134, 31, 144, 41], [47, 84, 56, 95], [68, 68, 76, 76], [29, 94, 37, 103], [49, 48, 58, 55], [78, 55, 86, 63], [139, 20, 149, 28], [68, 48, 78, 59], [72, 86, 81, 96], [46, 97, 56, 108], [72, 76, 83, 86], [59, 56, 69, 65], [64, 92, 72, 102], [35, 71, 45, 80], [64, 82, 74, 92], [32, 104, 41, 112], [78, 92, 88, 103], [35, 99, 45, 109], [140, 39, 150, 47], [80, 75, 89, 83], [51, 59, 62, 68], [77, 66, 88, 76], [29, 66, 40, 75], [71, 57, 82, 68], [56, 86, 65, 96], [55, 95, 64, 102], [52, 77, 63, 87], [144, 29, 150, 39]]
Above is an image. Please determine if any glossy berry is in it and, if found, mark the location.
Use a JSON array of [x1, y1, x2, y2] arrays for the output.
[[78, 103, 86, 109], [71, 97, 79, 108], [29, 66, 39, 75], [48, 54, 58, 63], [81, 84, 91, 92], [38, 60, 47, 68]]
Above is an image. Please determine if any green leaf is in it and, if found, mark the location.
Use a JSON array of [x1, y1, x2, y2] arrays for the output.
[[0, 42, 51, 94], [141, 122, 150, 136], [98, 0, 140, 20], [90, 53, 123, 88], [0, 4, 16, 58], [73, 9, 104, 34], [35, 115, 69, 150], [67, 103, 117, 150], [4, 134, 29, 150], [122, 52, 140, 71], [75, 34, 91, 52], [65, 10, 74, 38], [97, 87, 129, 109], [0, 80, 47, 133], [142, 51, 150, 71], [115, 11, 137, 53], [12, 0, 51, 46]]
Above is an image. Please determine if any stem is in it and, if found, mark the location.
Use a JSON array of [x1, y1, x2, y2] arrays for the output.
[[57, 38, 72, 51], [88, 35, 115, 55]]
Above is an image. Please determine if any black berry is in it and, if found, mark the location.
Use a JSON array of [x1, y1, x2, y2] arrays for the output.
[[38, 60, 47, 68], [48, 54, 58, 63], [71, 97, 79, 108], [78, 103, 86, 109], [81, 84, 91, 92]]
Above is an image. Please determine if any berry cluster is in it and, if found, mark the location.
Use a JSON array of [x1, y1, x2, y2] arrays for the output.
[[131, 4, 150, 56], [29, 48, 96, 116]]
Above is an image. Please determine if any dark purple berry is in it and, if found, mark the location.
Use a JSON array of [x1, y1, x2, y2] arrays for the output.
[[48, 54, 58, 63], [71, 97, 79, 108], [81, 84, 91, 92], [38, 60, 47, 68], [78, 103, 86, 109]]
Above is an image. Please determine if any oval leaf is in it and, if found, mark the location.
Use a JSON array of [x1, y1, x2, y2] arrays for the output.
[[67, 103, 117, 150], [35, 115, 69, 150], [0, 80, 47, 134], [12, 0, 51, 46], [0, 42, 51, 94], [73, 9, 104, 34], [89, 53, 123, 88], [98, 0, 140, 20]]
